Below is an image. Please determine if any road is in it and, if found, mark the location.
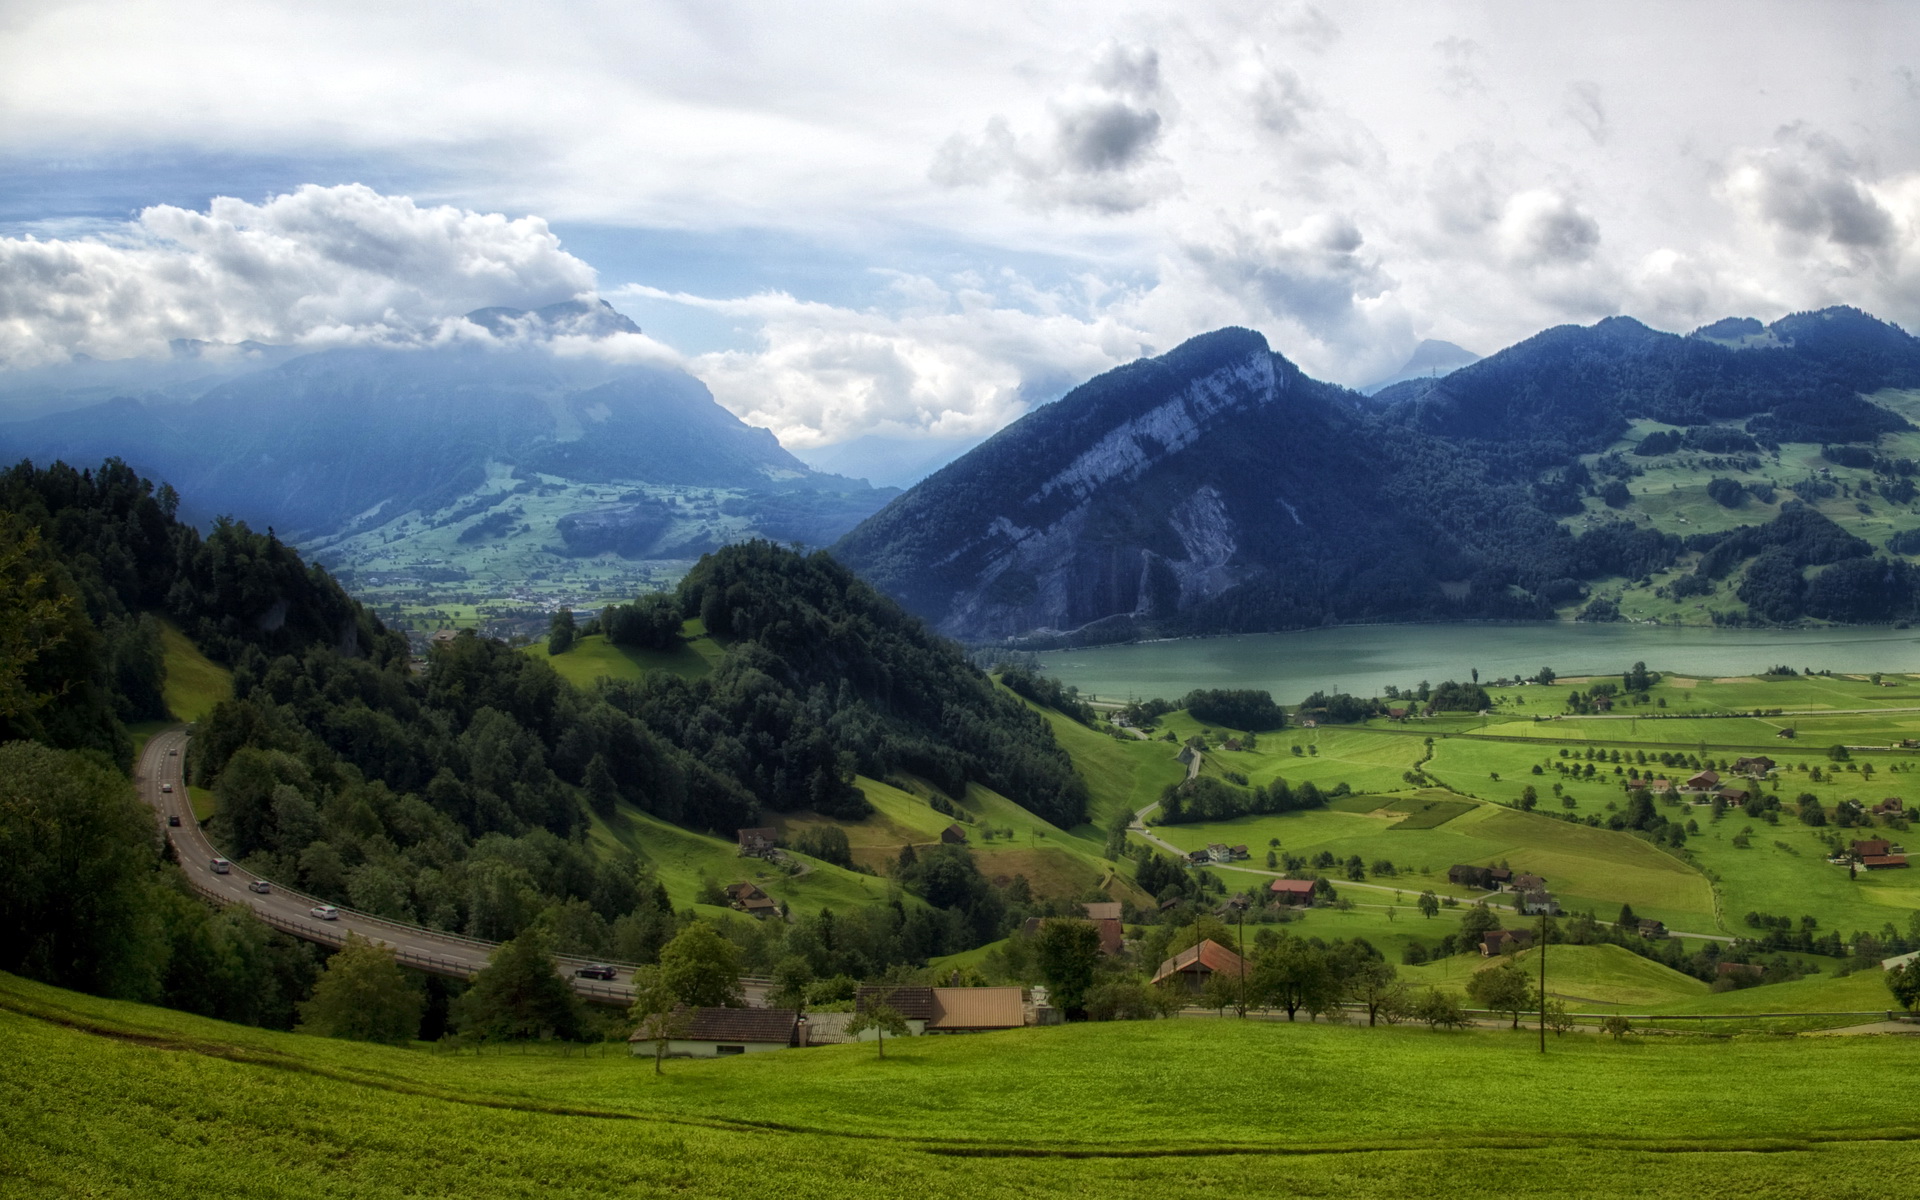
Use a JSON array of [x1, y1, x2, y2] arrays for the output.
[[137, 728, 770, 1006]]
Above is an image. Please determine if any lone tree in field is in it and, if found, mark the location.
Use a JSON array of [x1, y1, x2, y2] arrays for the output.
[[297, 935, 422, 1044], [457, 928, 583, 1042], [1413, 987, 1468, 1029], [628, 964, 689, 1075], [1036, 918, 1103, 1018], [1417, 891, 1440, 919], [1467, 960, 1536, 1029], [1887, 961, 1920, 1012], [660, 921, 743, 1008], [846, 995, 909, 1058]]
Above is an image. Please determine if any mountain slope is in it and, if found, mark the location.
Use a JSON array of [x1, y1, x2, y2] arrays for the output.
[[837, 309, 1920, 642]]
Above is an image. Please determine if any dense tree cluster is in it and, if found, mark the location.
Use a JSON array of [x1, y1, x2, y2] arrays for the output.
[[1156, 775, 1331, 825], [1180, 689, 1286, 731]]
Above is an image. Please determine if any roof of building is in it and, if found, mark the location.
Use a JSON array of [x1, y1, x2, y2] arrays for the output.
[[1717, 961, 1765, 976], [941, 823, 968, 843], [1862, 855, 1910, 868], [1150, 938, 1248, 985], [1512, 873, 1546, 890], [1269, 878, 1317, 895], [724, 881, 765, 900], [737, 826, 777, 845], [1685, 770, 1720, 788], [855, 985, 937, 1021], [740, 895, 779, 912], [929, 986, 1026, 1030], [1094, 918, 1125, 956], [630, 1006, 797, 1044], [1855, 839, 1893, 856], [1082, 901, 1123, 922]]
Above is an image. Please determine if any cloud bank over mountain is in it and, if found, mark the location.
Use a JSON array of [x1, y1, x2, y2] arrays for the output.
[[3, 1, 1918, 456]]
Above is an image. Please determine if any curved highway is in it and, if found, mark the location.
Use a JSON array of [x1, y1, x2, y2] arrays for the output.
[[137, 727, 683, 1006]]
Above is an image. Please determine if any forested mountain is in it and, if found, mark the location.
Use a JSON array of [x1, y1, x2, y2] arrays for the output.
[[835, 308, 1920, 643], [1, 460, 1090, 1009]]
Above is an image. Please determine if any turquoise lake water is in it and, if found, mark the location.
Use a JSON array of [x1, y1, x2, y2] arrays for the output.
[[1036, 623, 1920, 704]]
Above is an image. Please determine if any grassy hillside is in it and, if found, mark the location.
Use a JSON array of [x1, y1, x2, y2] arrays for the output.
[[531, 622, 726, 688], [158, 619, 231, 722], [7, 971, 1918, 1200]]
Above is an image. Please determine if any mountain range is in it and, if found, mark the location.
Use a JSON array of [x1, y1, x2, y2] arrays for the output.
[[835, 307, 1920, 643]]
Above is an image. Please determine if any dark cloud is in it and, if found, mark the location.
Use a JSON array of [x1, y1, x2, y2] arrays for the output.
[[1505, 190, 1601, 265], [1742, 126, 1894, 250], [1056, 100, 1163, 173]]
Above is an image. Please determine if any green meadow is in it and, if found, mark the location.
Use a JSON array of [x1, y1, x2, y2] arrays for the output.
[[7, 971, 1918, 1200]]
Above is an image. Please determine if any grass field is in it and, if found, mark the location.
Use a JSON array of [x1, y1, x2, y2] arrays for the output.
[[532, 623, 725, 688], [1149, 798, 1719, 932], [158, 618, 231, 722], [7, 971, 1919, 1199]]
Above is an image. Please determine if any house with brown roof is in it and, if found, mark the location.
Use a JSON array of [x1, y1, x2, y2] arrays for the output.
[[1019, 915, 1125, 955], [1862, 854, 1911, 870], [1269, 878, 1317, 905], [940, 823, 968, 845], [1510, 873, 1547, 893], [736, 827, 778, 858], [633, 1006, 799, 1058], [1854, 838, 1893, 859], [723, 881, 766, 903], [1481, 929, 1534, 956], [855, 985, 936, 1036], [1717, 785, 1752, 805], [1488, 867, 1513, 886], [1645, 778, 1675, 796], [1638, 918, 1669, 939], [1081, 901, 1122, 922], [1150, 939, 1248, 994], [1732, 756, 1775, 778], [1873, 798, 1906, 817], [927, 986, 1027, 1031], [1516, 889, 1559, 915], [1683, 769, 1721, 792]]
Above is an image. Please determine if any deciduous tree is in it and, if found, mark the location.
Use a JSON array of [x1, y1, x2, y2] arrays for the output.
[[659, 921, 743, 1008], [297, 935, 422, 1044]]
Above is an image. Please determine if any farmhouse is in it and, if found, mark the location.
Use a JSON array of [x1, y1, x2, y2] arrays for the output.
[[1638, 918, 1669, 939], [1269, 878, 1317, 905], [1151, 939, 1248, 994], [1206, 843, 1232, 863], [1731, 756, 1775, 778], [852, 986, 1029, 1033], [1683, 769, 1720, 792], [1510, 872, 1547, 893], [1517, 889, 1559, 915], [1481, 929, 1534, 956], [1854, 839, 1892, 858], [940, 823, 968, 845], [1873, 798, 1906, 817], [736, 827, 778, 858], [1645, 778, 1675, 796], [1082, 901, 1122, 922], [1862, 854, 1911, 870], [634, 1006, 799, 1058], [1448, 864, 1496, 889], [724, 881, 765, 902], [1717, 785, 1752, 805]]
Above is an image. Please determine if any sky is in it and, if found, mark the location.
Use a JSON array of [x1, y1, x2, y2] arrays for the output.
[[3, 0, 1920, 464]]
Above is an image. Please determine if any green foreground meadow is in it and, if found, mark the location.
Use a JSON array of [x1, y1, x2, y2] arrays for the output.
[[5, 971, 1918, 1200]]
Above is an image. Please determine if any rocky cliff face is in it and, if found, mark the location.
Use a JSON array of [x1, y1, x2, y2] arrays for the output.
[[834, 328, 1441, 642]]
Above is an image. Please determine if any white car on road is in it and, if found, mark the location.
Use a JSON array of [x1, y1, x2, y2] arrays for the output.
[[310, 905, 339, 920]]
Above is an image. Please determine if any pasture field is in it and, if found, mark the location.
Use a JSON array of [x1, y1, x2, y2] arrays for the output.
[[1148, 800, 1718, 932], [1022, 699, 1186, 831], [1404, 943, 1710, 1010], [588, 799, 914, 918], [157, 619, 231, 722], [532, 621, 726, 687], [7, 972, 1919, 1200]]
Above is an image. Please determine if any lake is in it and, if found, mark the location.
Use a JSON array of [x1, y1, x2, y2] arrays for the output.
[[1036, 623, 1920, 704]]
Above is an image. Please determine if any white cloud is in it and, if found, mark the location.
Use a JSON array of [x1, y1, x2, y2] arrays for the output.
[[0, 185, 596, 366]]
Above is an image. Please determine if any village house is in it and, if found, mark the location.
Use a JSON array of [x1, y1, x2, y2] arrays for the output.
[[1732, 756, 1775, 779], [1683, 769, 1721, 792], [736, 827, 778, 859], [1019, 912, 1125, 956], [1862, 853, 1911, 870], [1206, 842, 1232, 863], [723, 881, 765, 903], [1645, 778, 1675, 796], [1716, 785, 1752, 805], [1638, 918, 1669, 939], [853, 985, 1027, 1033], [1854, 838, 1893, 859], [1481, 929, 1534, 956], [634, 1007, 799, 1058], [1510, 872, 1547, 894], [1229, 844, 1250, 861], [1269, 878, 1317, 906], [1150, 939, 1248, 994], [940, 823, 968, 845], [1873, 798, 1906, 818], [1517, 889, 1559, 915]]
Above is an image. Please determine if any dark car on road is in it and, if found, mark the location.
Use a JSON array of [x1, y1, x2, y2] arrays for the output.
[[167, 814, 181, 826], [574, 964, 618, 980]]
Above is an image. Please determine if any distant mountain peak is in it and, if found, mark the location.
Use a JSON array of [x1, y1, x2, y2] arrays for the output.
[[1360, 338, 1479, 395], [463, 298, 642, 340]]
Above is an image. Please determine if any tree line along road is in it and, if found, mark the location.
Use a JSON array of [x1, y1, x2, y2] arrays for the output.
[[135, 727, 770, 1006]]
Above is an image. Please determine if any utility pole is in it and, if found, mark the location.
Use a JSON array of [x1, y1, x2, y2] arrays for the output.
[[1538, 908, 1548, 1053]]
